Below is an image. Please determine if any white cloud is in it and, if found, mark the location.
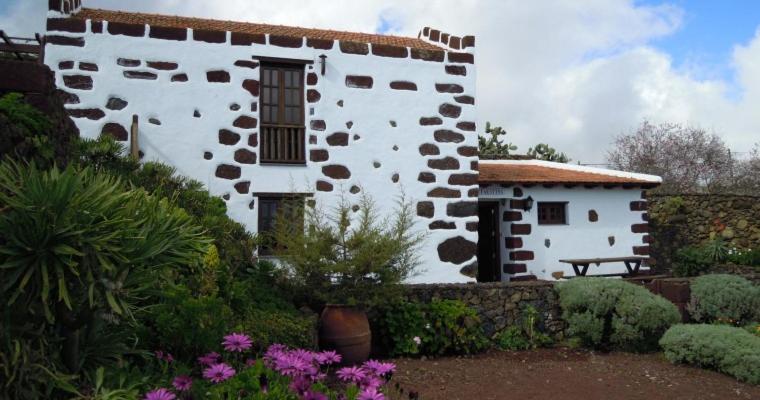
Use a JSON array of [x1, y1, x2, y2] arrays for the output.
[[1, 0, 758, 161]]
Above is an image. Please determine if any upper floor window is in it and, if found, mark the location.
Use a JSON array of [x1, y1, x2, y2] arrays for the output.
[[260, 63, 305, 164], [537, 202, 568, 225]]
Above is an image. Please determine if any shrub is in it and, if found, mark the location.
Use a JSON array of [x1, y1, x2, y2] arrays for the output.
[[688, 274, 760, 325], [660, 324, 760, 384], [557, 278, 680, 351], [74, 136, 256, 271], [673, 246, 712, 277], [273, 193, 424, 307], [373, 299, 487, 356], [496, 305, 553, 351]]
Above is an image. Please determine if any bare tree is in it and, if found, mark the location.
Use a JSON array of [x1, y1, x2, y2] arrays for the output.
[[733, 144, 760, 194], [607, 121, 734, 193]]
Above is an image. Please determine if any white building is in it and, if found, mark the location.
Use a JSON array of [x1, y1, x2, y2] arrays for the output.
[[43, 1, 661, 284], [477, 160, 661, 281], [44, 0, 478, 283]]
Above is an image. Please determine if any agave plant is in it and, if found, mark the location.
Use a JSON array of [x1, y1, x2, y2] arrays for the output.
[[0, 161, 209, 372]]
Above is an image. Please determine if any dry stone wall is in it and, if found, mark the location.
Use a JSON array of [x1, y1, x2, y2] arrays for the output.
[[648, 194, 760, 271], [404, 281, 566, 339], [44, 14, 478, 283]]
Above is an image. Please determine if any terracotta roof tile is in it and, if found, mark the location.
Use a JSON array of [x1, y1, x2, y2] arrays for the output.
[[478, 160, 661, 187], [73, 8, 444, 51]]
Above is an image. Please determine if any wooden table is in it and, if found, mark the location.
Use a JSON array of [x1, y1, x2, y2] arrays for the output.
[[558, 256, 648, 277]]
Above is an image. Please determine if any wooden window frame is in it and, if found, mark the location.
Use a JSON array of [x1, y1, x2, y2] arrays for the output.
[[256, 194, 306, 256], [537, 202, 568, 225], [260, 62, 306, 164]]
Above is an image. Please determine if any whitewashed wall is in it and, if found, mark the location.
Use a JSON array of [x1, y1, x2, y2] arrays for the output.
[[481, 185, 650, 281], [44, 13, 479, 283]]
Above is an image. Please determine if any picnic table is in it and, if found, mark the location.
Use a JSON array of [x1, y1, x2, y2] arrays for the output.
[[558, 256, 648, 277]]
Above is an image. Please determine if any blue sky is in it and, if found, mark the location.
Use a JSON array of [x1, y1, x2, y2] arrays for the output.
[[638, 0, 760, 83]]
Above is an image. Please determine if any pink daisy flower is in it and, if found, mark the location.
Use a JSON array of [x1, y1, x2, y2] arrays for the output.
[[315, 350, 342, 365], [337, 366, 367, 383], [203, 363, 236, 383], [172, 375, 192, 392], [358, 388, 385, 400], [197, 351, 221, 366], [363, 360, 396, 377], [222, 332, 252, 352], [144, 388, 176, 400]]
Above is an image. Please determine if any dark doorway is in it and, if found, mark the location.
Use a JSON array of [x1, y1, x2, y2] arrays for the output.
[[477, 201, 501, 282]]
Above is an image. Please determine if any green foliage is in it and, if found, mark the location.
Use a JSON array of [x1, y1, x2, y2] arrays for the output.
[[0, 93, 56, 166], [478, 122, 517, 158], [673, 246, 713, 277], [0, 161, 208, 327], [273, 193, 423, 307], [73, 136, 255, 271], [557, 278, 680, 352], [703, 238, 729, 263], [0, 336, 79, 399], [660, 324, 760, 385], [496, 305, 553, 350], [0, 93, 52, 135], [496, 326, 531, 351], [654, 196, 685, 224], [527, 143, 570, 163], [150, 285, 234, 356], [374, 299, 487, 356], [688, 274, 760, 325], [727, 247, 760, 267]]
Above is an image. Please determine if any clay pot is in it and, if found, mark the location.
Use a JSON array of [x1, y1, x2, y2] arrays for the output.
[[318, 304, 371, 365]]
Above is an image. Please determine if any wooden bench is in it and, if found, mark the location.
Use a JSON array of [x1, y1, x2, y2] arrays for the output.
[[558, 256, 648, 277]]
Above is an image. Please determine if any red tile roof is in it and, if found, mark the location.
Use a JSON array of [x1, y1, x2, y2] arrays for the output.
[[478, 160, 661, 187], [73, 8, 444, 51]]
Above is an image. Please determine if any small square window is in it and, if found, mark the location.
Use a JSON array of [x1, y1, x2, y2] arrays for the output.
[[537, 202, 567, 225]]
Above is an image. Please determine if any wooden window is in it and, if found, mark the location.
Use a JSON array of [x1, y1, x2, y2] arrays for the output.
[[537, 202, 568, 225], [260, 63, 305, 164], [257, 195, 305, 255]]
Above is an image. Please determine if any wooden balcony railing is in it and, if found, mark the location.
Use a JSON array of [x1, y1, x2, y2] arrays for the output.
[[261, 124, 306, 164]]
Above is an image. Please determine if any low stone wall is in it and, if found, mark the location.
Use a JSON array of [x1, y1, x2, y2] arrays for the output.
[[404, 281, 565, 339], [648, 194, 760, 271]]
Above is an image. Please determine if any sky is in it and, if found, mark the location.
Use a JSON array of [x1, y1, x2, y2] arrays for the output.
[[1, 0, 759, 164]]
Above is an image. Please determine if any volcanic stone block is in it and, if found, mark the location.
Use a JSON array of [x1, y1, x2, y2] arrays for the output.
[[437, 236, 477, 264]]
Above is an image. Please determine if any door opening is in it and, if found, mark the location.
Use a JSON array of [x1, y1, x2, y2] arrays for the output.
[[477, 201, 501, 282]]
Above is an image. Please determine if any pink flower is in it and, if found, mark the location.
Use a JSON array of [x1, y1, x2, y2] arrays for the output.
[[412, 336, 421, 345], [315, 350, 342, 365], [203, 363, 236, 383], [337, 366, 367, 383], [222, 332, 253, 352], [197, 351, 221, 366], [172, 375, 192, 392], [363, 360, 396, 377], [361, 376, 384, 390], [246, 358, 257, 367], [303, 391, 328, 400], [358, 388, 385, 400], [144, 388, 176, 400]]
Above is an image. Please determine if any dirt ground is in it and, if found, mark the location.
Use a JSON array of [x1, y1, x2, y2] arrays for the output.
[[390, 348, 760, 400]]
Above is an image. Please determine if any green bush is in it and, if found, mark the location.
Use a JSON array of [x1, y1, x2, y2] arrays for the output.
[[373, 299, 487, 356], [74, 136, 256, 271], [673, 246, 713, 277], [660, 324, 760, 384], [688, 274, 760, 325], [557, 278, 680, 351], [495, 305, 552, 351], [273, 193, 424, 308]]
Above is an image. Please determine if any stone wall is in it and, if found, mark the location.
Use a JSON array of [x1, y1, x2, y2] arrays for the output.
[[648, 194, 760, 270], [404, 281, 565, 339]]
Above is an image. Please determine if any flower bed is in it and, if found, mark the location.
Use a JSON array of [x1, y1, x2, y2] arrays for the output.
[[144, 332, 396, 400]]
